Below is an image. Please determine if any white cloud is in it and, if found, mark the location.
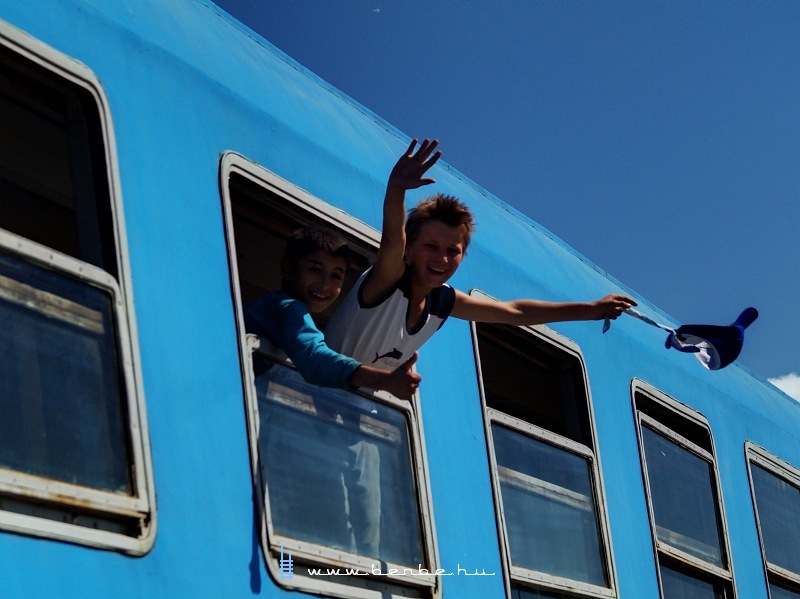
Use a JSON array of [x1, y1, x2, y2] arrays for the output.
[[768, 372, 800, 401]]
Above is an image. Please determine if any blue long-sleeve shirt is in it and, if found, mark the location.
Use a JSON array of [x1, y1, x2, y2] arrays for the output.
[[243, 291, 360, 390]]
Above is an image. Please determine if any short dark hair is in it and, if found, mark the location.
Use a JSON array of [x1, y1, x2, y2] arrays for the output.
[[283, 227, 351, 266], [405, 194, 475, 249]]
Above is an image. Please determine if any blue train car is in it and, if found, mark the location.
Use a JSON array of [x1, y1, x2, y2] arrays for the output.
[[1, 1, 797, 598]]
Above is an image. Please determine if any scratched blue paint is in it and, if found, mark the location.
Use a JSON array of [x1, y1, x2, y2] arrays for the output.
[[0, 1, 796, 598]]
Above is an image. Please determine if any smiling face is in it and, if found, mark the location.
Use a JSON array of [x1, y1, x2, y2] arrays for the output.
[[282, 250, 347, 313], [404, 220, 465, 291]]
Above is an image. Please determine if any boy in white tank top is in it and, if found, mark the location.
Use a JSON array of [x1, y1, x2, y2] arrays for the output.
[[326, 139, 637, 373]]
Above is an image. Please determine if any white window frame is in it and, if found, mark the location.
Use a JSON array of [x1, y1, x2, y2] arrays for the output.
[[0, 21, 155, 555], [745, 441, 800, 596], [220, 151, 441, 599], [632, 379, 736, 597], [471, 298, 618, 599]]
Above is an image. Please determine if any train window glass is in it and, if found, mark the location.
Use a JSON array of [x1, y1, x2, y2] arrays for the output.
[[512, 583, 583, 599], [1, 41, 117, 277], [0, 250, 131, 492], [475, 323, 592, 444], [746, 443, 800, 598], [221, 154, 438, 598], [511, 583, 588, 599], [751, 466, 800, 573], [769, 586, 800, 599], [641, 425, 724, 566], [0, 26, 153, 554], [633, 382, 735, 598], [659, 564, 726, 599], [492, 423, 607, 585], [255, 349, 426, 565], [473, 318, 616, 599]]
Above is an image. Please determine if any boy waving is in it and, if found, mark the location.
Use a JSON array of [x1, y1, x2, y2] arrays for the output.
[[325, 139, 636, 370]]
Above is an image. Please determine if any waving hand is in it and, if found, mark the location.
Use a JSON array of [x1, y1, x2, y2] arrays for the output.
[[388, 138, 442, 191]]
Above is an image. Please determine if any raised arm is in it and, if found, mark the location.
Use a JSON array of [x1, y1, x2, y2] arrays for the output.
[[451, 289, 637, 325], [362, 138, 442, 304]]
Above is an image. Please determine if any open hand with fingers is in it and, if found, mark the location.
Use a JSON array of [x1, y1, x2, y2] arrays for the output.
[[388, 138, 442, 191]]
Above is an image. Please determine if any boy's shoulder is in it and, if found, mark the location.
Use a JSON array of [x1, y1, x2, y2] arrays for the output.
[[244, 290, 312, 330], [247, 289, 303, 308], [428, 283, 456, 318]]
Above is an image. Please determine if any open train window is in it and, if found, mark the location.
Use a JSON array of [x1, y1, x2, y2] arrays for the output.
[[220, 152, 439, 599], [745, 443, 800, 599], [471, 310, 617, 599], [0, 24, 154, 553], [633, 381, 736, 598]]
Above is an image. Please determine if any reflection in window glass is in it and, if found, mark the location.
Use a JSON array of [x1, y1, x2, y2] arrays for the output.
[[660, 564, 725, 599], [492, 423, 606, 587], [0, 250, 131, 493], [770, 584, 800, 599], [513, 582, 573, 598], [642, 426, 724, 567], [256, 361, 424, 566], [751, 464, 800, 575]]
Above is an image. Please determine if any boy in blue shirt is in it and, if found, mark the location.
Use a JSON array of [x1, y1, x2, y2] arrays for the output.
[[243, 227, 420, 398], [245, 227, 414, 558]]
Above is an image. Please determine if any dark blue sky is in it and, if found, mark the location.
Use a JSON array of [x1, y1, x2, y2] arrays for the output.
[[212, 0, 799, 395]]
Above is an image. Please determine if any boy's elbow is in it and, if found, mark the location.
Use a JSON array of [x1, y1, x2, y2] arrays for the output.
[[295, 353, 350, 390], [294, 365, 338, 389]]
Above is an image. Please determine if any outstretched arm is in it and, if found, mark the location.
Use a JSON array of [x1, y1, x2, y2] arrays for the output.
[[451, 289, 637, 325], [258, 297, 421, 397], [362, 138, 442, 304]]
